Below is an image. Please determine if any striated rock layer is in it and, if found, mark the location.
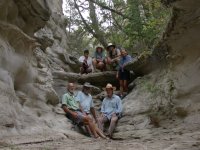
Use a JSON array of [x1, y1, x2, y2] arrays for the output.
[[0, 0, 76, 137]]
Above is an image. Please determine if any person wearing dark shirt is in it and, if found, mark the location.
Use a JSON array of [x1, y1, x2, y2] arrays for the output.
[[116, 49, 132, 98], [79, 49, 94, 74], [105, 43, 121, 70]]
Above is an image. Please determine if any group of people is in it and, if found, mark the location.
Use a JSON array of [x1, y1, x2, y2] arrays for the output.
[[78, 43, 133, 98], [61, 43, 133, 139], [78, 43, 122, 74], [62, 82, 122, 139]]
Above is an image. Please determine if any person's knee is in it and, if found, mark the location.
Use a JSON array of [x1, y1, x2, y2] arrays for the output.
[[100, 64, 105, 69], [82, 115, 90, 124], [106, 58, 112, 64], [88, 114, 93, 120], [93, 60, 97, 65], [98, 62, 103, 65], [98, 117, 103, 123], [80, 67, 85, 73], [111, 116, 118, 122], [99, 116, 107, 124], [96, 64, 100, 67], [86, 68, 92, 73], [85, 116, 93, 122], [97, 64, 104, 69]]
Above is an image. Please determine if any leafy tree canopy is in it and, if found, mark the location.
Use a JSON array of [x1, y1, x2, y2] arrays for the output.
[[64, 0, 171, 56]]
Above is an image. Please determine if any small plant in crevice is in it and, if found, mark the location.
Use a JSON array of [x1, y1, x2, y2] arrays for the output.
[[167, 78, 176, 106], [140, 79, 162, 99]]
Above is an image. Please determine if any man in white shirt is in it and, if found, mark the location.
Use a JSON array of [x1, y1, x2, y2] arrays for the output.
[[75, 82, 98, 137], [75, 82, 98, 123], [79, 49, 94, 74]]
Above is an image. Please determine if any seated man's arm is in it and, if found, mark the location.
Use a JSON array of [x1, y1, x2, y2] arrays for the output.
[[100, 99, 106, 117], [78, 56, 84, 63], [75, 93, 86, 115], [62, 105, 78, 119], [79, 103, 86, 115], [112, 49, 121, 61], [102, 51, 106, 60], [87, 58, 93, 69], [123, 55, 133, 67], [62, 94, 78, 118], [90, 98, 97, 122], [116, 97, 123, 116], [105, 51, 111, 62]]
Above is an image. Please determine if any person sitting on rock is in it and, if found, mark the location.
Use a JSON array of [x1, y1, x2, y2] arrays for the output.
[[79, 49, 94, 74], [98, 83, 123, 138], [62, 82, 106, 139], [75, 82, 98, 136], [116, 48, 132, 98], [105, 43, 121, 70], [93, 45, 106, 72]]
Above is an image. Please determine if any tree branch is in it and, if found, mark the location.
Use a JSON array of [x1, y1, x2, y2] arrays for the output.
[[73, 0, 107, 48], [87, 0, 131, 20]]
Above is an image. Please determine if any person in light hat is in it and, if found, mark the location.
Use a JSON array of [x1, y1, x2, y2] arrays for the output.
[[105, 43, 121, 70], [98, 83, 122, 138], [93, 45, 106, 71], [75, 82, 98, 122]]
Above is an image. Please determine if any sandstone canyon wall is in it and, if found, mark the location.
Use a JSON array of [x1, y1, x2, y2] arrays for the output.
[[115, 0, 200, 140], [0, 0, 77, 137]]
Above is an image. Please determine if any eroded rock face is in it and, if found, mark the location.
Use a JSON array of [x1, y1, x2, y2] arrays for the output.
[[157, 0, 200, 116], [117, 0, 200, 140], [0, 0, 74, 137]]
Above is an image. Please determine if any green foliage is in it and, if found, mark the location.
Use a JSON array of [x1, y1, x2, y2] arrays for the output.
[[67, 27, 94, 56], [141, 80, 162, 98], [64, 0, 171, 55], [123, 0, 171, 51]]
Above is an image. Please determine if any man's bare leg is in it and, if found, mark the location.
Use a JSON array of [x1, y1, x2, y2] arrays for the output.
[[119, 80, 124, 97], [108, 116, 118, 138], [95, 126, 107, 139], [98, 115, 109, 132], [83, 116, 98, 138]]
